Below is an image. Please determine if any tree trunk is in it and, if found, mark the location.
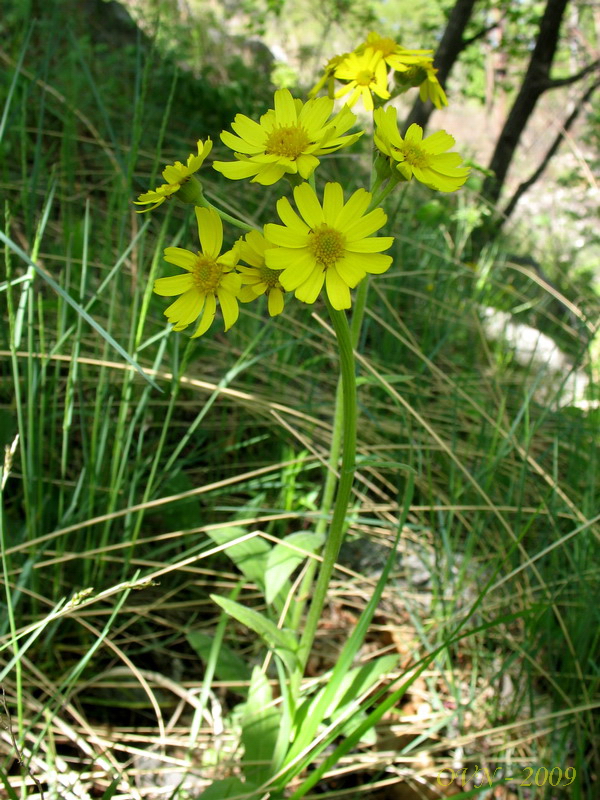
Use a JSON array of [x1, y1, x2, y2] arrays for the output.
[[481, 0, 571, 207], [403, 0, 478, 131]]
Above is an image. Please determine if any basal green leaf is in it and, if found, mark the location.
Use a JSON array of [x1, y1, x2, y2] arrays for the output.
[[186, 630, 252, 684], [241, 667, 282, 785], [265, 531, 324, 604], [197, 777, 259, 800], [210, 595, 298, 674], [207, 526, 270, 590]]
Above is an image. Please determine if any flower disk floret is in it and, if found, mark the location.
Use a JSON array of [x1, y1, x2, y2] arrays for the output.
[[264, 182, 394, 311], [213, 89, 363, 186], [374, 107, 469, 192], [134, 139, 212, 212], [153, 207, 241, 338]]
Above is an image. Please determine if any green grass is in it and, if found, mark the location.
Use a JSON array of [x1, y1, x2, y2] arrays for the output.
[[1, 1, 599, 798]]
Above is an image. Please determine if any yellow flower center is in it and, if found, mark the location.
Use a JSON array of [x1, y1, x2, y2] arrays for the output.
[[356, 69, 375, 86], [259, 265, 283, 288], [193, 255, 223, 292], [372, 38, 397, 57], [265, 125, 310, 160], [396, 142, 429, 168], [308, 225, 346, 267]]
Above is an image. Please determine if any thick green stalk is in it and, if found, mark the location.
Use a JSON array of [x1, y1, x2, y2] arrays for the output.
[[289, 279, 368, 632], [295, 298, 357, 672]]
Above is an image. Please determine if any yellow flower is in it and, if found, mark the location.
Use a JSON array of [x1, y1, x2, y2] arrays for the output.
[[237, 230, 286, 316], [334, 49, 391, 112], [358, 32, 433, 73], [394, 59, 448, 109], [213, 89, 362, 186], [154, 207, 241, 337], [308, 53, 351, 98], [134, 139, 213, 212], [264, 182, 394, 310], [374, 107, 469, 192]]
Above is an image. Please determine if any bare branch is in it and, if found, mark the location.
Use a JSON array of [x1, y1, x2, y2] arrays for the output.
[[544, 57, 600, 89], [501, 78, 600, 222]]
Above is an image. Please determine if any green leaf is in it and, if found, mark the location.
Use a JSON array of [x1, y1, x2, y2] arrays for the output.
[[186, 631, 252, 684], [265, 531, 324, 604], [293, 654, 398, 740], [0, 227, 159, 391], [241, 667, 282, 785], [210, 595, 298, 675], [326, 654, 399, 718], [197, 777, 259, 799], [207, 527, 270, 589], [282, 476, 415, 781], [99, 778, 120, 800], [0, 769, 19, 800], [355, 457, 415, 471]]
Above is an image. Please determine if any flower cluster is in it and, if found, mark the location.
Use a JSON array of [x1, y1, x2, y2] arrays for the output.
[[310, 31, 447, 112], [154, 182, 392, 335], [134, 33, 469, 337]]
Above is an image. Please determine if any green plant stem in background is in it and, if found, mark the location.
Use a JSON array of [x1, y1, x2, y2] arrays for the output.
[[202, 199, 255, 233], [295, 298, 357, 676]]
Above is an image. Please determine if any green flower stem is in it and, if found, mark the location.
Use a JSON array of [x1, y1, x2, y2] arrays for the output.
[[295, 298, 357, 674], [289, 272, 369, 639], [198, 197, 255, 233]]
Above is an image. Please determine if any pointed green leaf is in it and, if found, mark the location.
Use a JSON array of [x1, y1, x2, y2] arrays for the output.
[[241, 667, 282, 785], [265, 531, 324, 604], [207, 527, 270, 589], [197, 777, 259, 799], [211, 595, 298, 674], [186, 631, 252, 684]]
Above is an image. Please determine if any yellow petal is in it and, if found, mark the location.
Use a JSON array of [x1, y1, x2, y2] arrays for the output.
[[252, 162, 286, 185], [333, 256, 365, 288], [195, 207, 223, 258], [264, 223, 307, 249], [277, 250, 317, 290], [217, 288, 239, 331], [191, 292, 216, 338], [213, 160, 260, 180], [164, 247, 197, 271], [325, 267, 351, 310], [274, 89, 297, 126], [322, 183, 344, 225], [295, 266, 325, 304], [164, 289, 203, 327], [268, 288, 285, 316], [276, 196, 310, 235], [334, 188, 371, 231], [345, 236, 394, 253], [293, 182, 324, 228], [344, 207, 387, 240], [154, 273, 195, 296], [231, 114, 266, 146]]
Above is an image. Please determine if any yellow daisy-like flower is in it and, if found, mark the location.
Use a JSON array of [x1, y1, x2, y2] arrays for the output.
[[308, 53, 351, 99], [358, 32, 433, 73], [394, 59, 448, 109], [264, 182, 394, 311], [374, 107, 469, 192], [154, 207, 241, 338], [334, 49, 391, 112], [134, 139, 213, 212], [213, 89, 362, 186], [237, 230, 286, 316]]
